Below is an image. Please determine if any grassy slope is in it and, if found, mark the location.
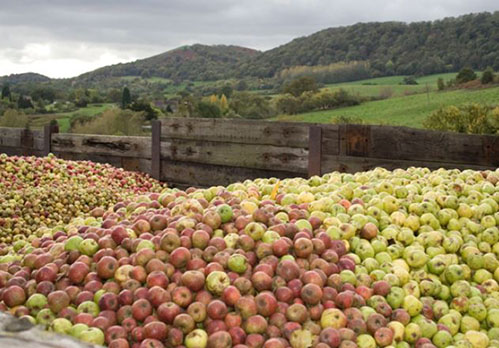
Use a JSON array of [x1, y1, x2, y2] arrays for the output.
[[324, 73, 458, 98], [275, 86, 499, 128], [28, 104, 114, 132]]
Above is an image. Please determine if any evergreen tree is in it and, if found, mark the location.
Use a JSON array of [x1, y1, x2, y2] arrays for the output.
[[122, 87, 131, 109], [1, 85, 10, 100]]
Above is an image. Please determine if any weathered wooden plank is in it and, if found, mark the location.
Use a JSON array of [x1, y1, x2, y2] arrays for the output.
[[160, 118, 310, 147], [0, 146, 23, 156], [308, 126, 322, 176], [345, 124, 371, 157], [369, 126, 499, 166], [161, 160, 306, 187], [0, 137, 22, 147], [52, 134, 151, 158], [151, 120, 161, 180], [53, 151, 151, 173], [321, 124, 340, 156], [160, 139, 308, 173], [0, 128, 23, 138], [322, 155, 497, 174]]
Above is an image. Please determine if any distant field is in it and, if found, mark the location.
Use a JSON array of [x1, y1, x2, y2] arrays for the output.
[[275, 86, 499, 128], [325, 72, 459, 98], [28, 103, 114, 132]]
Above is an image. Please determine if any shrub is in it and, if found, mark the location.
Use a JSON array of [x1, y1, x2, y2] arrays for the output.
[[196, 101, 222, 118], [282, 76, 318, 97], [330, 115, 365, 124], [401, 76, 418, 85], [437, 78, 445, 91], [0, 109, 29, 128], [378, 87, 393, 99], [71, 109, 145, 136], [456, 67, 477, 84], [423, 103, 499, 134], [481, 67, 495, 84]]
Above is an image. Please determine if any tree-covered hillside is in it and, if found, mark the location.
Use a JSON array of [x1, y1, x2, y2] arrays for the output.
[[76, 44, 260, 83], [238, 12, 499, 78]]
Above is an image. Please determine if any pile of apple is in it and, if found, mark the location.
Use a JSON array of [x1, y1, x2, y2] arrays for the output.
[[0, 154, 166, 243], [0, 167, 498, 348]]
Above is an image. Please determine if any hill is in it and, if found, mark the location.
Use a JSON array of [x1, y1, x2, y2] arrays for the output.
[[0, 73, 51, 85], [238, 12, 499, 78], [75, 44, 260, 84]]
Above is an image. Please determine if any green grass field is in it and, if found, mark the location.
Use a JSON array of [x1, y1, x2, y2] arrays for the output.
[[275, 86, 499, 128], [324, 72, 459, 98], [28, 103, 114, 132]]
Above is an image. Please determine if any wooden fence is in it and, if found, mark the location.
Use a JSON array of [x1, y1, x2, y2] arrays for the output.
[[0, 119, 498, 187]]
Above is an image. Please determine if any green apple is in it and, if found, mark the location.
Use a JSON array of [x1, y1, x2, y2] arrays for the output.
[[404, 322, 421, 343], [320, 308, 347, 329], [464, 330, 489, 348], [69, 323, 88, 338], [77, 301, 100, 317], [185, 329, 208, 348], [136, 239, 155, 251], [26, 293, 48, 313], [432, 330, 454, 348], [357, 334, 376, 348], [80, 327, 105, 345], [216, 204, 233, 223], [64, 235, 83, 251], [262, 230, 280, 244], [50, 318, 72, 334], [227, 254, 248, 273], [36, 308, 55, 326], [78, 238, 99, 256]]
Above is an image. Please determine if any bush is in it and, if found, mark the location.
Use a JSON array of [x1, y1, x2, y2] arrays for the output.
[[378, 87, 393, 99], [481, 67, 495, 84], [423, 103, 499, 134], [196, 101, 222, 118], [282, 76, 318, 97], [437, 78, 445, 91], [0, 109, 29, 128], [456, 67, 477, 84], [274, 89, 361, 115], [71, 109, 145, 136], [401, 76, 418, 85], [229, 92, 276, 119]]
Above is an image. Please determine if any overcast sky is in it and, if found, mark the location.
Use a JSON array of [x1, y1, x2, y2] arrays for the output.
[[0, 1, 497, 78]]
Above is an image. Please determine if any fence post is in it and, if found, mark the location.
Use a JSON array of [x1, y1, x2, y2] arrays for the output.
[[308, 126, 322, 177], [43, 124, 59, 156], [151, 120, 161, 180], [20, 128, 34, 156]]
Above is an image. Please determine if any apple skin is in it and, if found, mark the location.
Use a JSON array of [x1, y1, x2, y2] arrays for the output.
[[185, 329, 208, 348], [321, 308, 347, 329]]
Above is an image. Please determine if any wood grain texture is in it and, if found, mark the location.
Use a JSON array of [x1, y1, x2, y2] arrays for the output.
[[52, 134, 151, 158], [160, 139, 308, 173], [322, 154, 497, 173], [161, 160, 306, 187], [369, 126, 499, 166], [308, 126, 322, 176], [160, 118, 310, 147]]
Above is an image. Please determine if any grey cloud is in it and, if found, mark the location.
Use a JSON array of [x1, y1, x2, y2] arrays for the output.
[[0, 0, 497, 77]]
